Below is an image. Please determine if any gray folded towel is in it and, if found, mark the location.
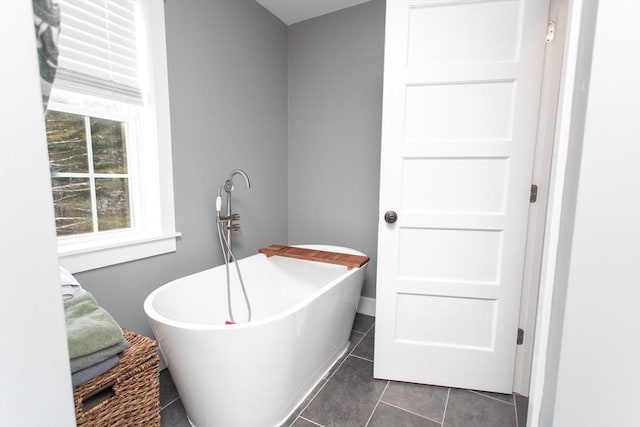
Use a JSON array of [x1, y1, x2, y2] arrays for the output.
[[70, 337, 130, 373], [64, 292, 123, 359], [72, 355, 119, 387]]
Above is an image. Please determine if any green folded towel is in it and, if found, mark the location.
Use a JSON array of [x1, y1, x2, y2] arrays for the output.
[[64, 292, 123, 359]]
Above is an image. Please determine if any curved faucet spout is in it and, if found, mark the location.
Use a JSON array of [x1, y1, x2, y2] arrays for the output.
[[231, 169, 251, 189], [224, 169, 251, 193]]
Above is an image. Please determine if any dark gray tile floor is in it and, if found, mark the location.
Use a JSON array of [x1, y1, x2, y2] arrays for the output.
[[159, 314, 528, 427]]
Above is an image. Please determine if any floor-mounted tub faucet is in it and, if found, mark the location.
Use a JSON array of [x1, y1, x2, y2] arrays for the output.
[[215, 169, 252, 323], [216, 169, 251, 259]]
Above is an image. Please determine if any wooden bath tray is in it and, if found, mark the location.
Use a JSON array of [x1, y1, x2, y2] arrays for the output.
[[259, 245, 369, 269]]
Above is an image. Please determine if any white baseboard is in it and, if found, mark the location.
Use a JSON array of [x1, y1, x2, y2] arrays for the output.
[[357, 296, 376, 317]]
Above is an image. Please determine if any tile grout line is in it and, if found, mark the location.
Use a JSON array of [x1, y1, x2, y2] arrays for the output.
[[160, 396, 181, 411], [468, 390, 516, 406], [356, 318, 380, 426], [380, 400, 445, 426], [350, 353, 374, 363], [327, 351, 356, 382], [441, 388, 451, 427], [286, 377, 331, 427], [350, 320, 374, 337], [298, 416, 324, 427], [352, 327, 371, 335], [287, 326, 366, 427], [363, 321, 375, 335], [348, 332, 367, 356], [364, 380, 389, 427], [360, 317, 380, 427], [352, 315, 375, 336], [344, 321, 374, 362]]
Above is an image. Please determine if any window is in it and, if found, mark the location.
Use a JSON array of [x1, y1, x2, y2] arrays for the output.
[[46, 111, 132, 236], [48, 0, 177, 273]]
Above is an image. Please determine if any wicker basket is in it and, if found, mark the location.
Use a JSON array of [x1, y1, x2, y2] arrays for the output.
[[73, 329, 160, 427]]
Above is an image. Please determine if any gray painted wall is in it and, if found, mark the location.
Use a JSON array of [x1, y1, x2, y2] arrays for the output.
[[73, 0, 385, 339], [74, 0, 289, 338], [287, 0, 385, 299]]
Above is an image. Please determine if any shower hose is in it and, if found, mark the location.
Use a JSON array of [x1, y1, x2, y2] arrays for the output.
[[217, 221, 252, 323]]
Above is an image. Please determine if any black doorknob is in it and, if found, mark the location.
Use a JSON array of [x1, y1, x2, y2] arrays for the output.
[[384, 211, 398, 224]]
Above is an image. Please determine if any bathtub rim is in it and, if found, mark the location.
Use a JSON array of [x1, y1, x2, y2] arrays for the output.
[[144, 244, 368, 331]]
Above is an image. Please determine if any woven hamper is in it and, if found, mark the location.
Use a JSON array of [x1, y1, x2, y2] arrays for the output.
[[73, 329, 160, 426]]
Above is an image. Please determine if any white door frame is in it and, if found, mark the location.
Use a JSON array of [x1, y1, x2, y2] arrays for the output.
[[513, 0, 570, 396], [527, 0, 600, 424]]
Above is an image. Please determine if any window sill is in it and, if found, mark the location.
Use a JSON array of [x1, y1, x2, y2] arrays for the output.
[[58, 231, 181, 273]]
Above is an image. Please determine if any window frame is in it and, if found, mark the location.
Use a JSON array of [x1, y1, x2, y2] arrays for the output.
[[46, 103, 139, 236], [54, 0, 178, 273]]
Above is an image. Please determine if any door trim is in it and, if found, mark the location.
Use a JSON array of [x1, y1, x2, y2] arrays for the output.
[[514, 0, 569, 396]]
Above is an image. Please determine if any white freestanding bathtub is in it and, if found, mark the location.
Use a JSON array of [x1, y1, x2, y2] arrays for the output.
[[144, 245, 368, 427]]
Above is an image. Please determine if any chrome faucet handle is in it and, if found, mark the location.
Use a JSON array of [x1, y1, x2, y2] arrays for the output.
[[218, 213, 240, 222]]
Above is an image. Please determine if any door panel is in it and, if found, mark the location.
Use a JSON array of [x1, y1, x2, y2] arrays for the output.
[[407, 1, 522, 65], [400, 157, 509, 213], [404, 81, 516, 140], [374, 0, 549, 393]]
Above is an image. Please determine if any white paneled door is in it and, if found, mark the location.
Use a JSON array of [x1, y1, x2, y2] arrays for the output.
[[374, 0, 550, 393]]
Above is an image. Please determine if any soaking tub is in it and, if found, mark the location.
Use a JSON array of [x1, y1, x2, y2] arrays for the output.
[[144, 245, 368, 427]]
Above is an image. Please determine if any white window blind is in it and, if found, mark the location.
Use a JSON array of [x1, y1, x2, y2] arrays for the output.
[[56, 0, 143, 104]]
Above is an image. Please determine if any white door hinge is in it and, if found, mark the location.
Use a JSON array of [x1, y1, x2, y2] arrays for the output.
[[546, 21, 555, 43]]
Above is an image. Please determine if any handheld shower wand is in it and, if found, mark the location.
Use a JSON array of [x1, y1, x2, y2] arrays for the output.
[[223, 169, 250, 254], [224, 169, 251, 193]]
